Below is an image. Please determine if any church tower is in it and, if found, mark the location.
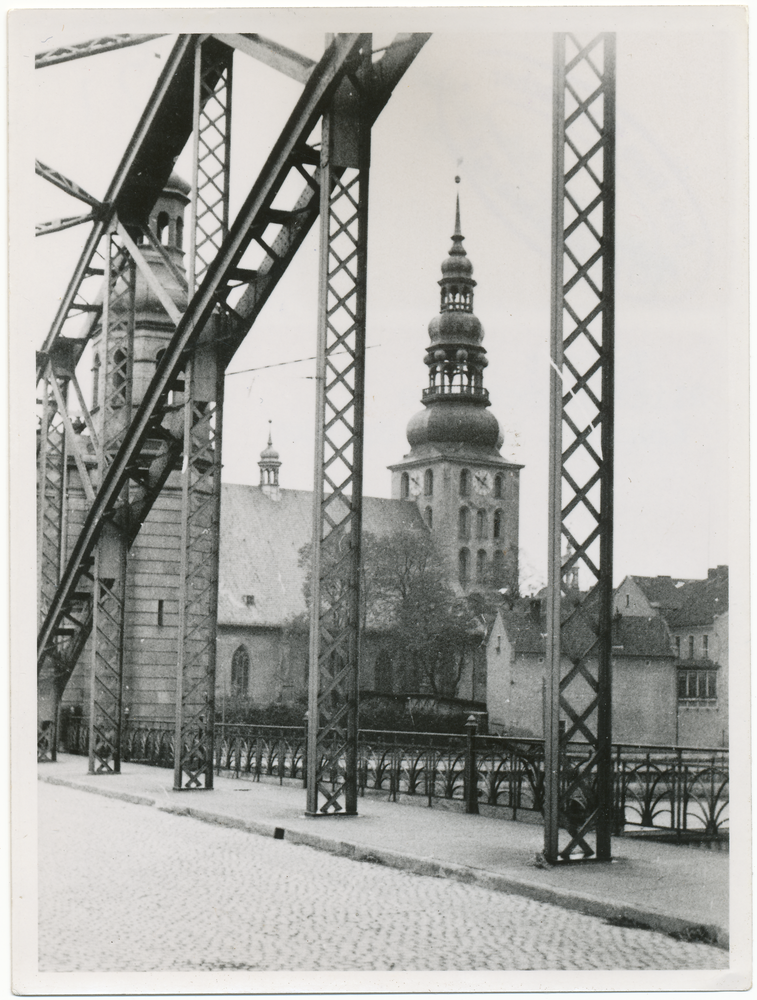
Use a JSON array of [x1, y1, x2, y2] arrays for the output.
[[388, 190, 522, 593]]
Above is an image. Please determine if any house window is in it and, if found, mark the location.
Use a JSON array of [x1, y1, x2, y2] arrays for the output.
[[688, 635, 694, 660], [476, 509, 487, 539], [460, 468, 470, 496], [625, 594, 630, 608], [458, 506, 470, 540], [425, 506, 433, 528], [231, 645, 250, 697], [703, 635, 709, 660], [476, 549, 487, 584], [494, 474, 503, 499], [458, 548, 470, 587], [675, 636, 680, 658], [157, 599, 164, 626], [400, 472, 409, 499], [424, 469, 433, 496], [493, 509, 502, 540], [678, 668, 717, 702], [243, 594, 255, 607]]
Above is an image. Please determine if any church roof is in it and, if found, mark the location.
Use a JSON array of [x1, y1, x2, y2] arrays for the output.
[[218, 484, 427, 628]]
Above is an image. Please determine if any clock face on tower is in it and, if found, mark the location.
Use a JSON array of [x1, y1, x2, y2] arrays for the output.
[[409, 473, 422, 497], [473, 470, 493, 495]]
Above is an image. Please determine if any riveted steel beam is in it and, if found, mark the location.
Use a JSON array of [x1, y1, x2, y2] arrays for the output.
[[544, 31, 616, 863], [36, 33, 167, 69], [212, 33, 315, 83], [35, 160, 102, 208]]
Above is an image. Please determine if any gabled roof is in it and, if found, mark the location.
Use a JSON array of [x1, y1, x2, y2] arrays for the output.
[[665, 567, 729, 628], [626, 567, 728, 628], [497, 599, 674, 659], [629, 575, 695, 611], [218, 484, 427, 628]]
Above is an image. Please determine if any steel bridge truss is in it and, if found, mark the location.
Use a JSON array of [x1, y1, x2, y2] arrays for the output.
[[36, 33, 430, 779], [544, 32, 616, 862], [307, 48, 371, 815]]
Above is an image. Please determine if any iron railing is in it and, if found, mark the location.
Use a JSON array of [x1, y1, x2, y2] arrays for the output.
[[54, 717, 728, 839]]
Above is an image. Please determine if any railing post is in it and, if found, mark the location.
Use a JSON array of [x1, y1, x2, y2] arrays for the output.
[[302, 713, 309, 789], [465, 715, 479, 815]]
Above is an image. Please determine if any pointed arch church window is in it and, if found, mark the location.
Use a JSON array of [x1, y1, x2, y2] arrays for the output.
[[424, 469, 433, 496], [494, 474, 503, 499], [231, 645, 250, 697], [460, 469, 470, 496]]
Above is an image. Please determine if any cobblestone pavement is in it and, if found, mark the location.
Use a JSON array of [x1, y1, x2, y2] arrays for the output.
[[38, 783, 727, 973]]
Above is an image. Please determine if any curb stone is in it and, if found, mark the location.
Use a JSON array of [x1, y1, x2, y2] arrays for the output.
[[38, 772, 728, 950]]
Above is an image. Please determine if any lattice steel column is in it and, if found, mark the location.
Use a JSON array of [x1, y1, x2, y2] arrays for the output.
[[88, 230, 135, 774], [544, 32, 616, 862], [37, 369, 68, 631], [173, 36, 231, 790], [307, 41, 372, 815], [37, 366, 69, 760]]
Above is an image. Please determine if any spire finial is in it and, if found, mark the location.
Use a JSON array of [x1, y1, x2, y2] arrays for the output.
[[267, 419, 272, 448], [449, 176, 466, 257]]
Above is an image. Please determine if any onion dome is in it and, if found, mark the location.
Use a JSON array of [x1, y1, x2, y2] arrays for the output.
[[163, 172, 191, 200], [407, 404, 500, 449], [260, 431, 279, 463]]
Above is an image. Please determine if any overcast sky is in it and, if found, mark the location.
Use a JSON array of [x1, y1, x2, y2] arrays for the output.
[[18, 7, 747, 587]]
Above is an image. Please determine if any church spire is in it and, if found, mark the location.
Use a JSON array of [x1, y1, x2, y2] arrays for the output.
[[404, 181, 502, 452], [258, 421, 281, 496]]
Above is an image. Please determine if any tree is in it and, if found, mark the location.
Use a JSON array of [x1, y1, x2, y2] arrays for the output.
[[300, 527, 482, 698]]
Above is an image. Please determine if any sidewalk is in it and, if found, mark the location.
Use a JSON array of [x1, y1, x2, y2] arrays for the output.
[[39, 754, 729, 949]]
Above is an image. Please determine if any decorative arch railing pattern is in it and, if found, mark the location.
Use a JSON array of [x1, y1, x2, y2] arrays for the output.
[[53, 719, 729, 840]]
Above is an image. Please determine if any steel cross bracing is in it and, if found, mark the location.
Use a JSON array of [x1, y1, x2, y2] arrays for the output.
[[174, 38, 232, 791], [306, 44, 372, 815], [35, 32, 429, 756], [544, 32, 616, 862]]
